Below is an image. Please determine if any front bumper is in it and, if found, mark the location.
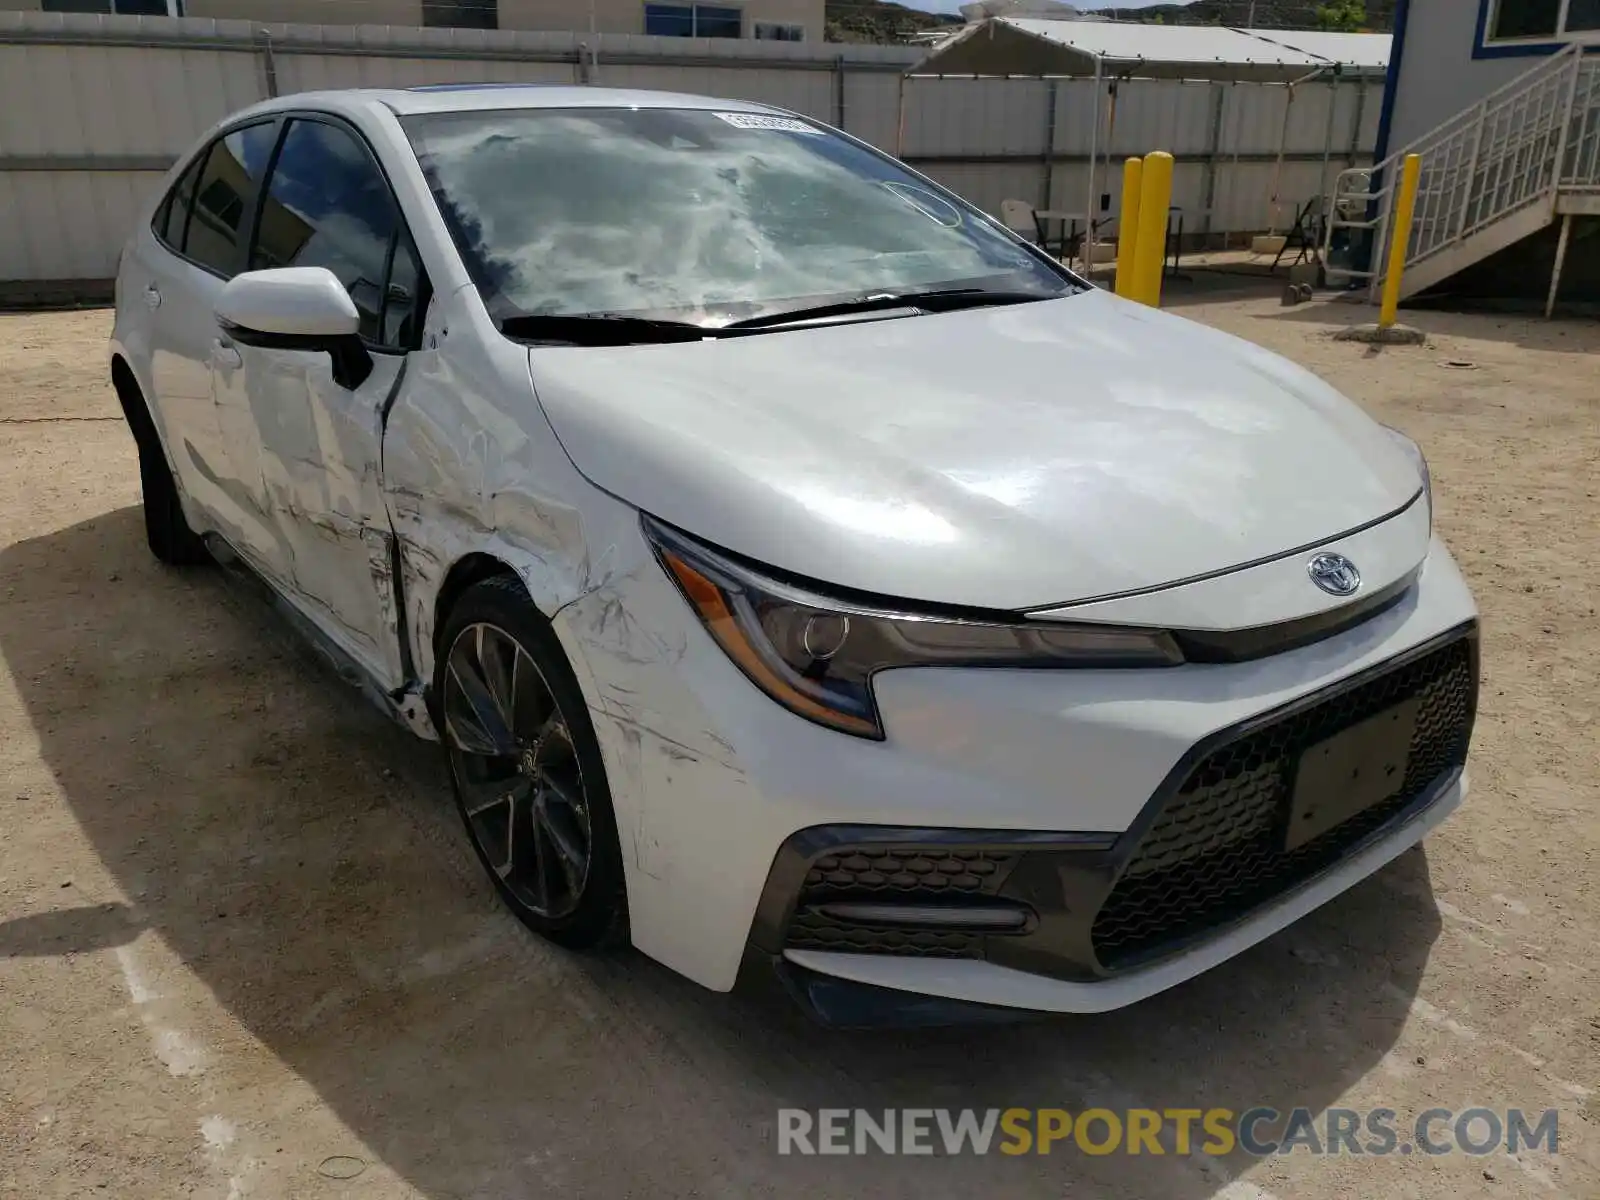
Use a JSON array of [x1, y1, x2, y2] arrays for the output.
[[747, 623, 1474, 1019], [776, 768, 1464, 1023], [552, 525, 1480, 1014]]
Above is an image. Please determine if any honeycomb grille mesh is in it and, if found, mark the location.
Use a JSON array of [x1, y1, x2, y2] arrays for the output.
[[785, 911, 986, 958], [1091, 637, 1475, 970], [804, 848, 1014, 894], [784, 847, 1015, 957]]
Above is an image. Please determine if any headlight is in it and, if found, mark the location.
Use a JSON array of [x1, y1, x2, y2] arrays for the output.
[[643, 515, 1182, 740], [1382, 425, 1432, 535]]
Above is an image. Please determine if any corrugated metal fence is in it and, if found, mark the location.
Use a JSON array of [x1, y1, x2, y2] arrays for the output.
[[901, 74, 1379, 237], [0, 11, 1380, 300]]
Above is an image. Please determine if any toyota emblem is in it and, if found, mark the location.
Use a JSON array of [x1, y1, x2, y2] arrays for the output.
[[1307, 552, 1362, 596]]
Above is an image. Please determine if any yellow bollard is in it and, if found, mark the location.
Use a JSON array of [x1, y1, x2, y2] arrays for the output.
[[1114, 157, 1143, 299], [1131, 150, 1174, 307], [1378, 153, 1423, 329]]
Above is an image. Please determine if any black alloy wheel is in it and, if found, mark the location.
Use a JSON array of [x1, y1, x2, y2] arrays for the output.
[[436, 577, 625, 947]]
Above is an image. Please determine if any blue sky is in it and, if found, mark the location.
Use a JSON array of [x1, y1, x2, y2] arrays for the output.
[[913, 1, 1184, 15]]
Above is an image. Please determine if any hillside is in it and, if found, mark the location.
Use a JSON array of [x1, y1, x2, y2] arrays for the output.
[[1092, 1, 1395, 30], [822, 0, 1396, 45], [825, 0, 962, 43]]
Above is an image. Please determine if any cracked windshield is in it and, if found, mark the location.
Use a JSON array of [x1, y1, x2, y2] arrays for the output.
[[403, 106, 1075, 326]]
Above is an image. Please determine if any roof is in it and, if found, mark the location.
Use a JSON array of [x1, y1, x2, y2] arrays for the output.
[[1004, 18, 1332, 68], [377, 86, 774, 117], [911, 18, 1390, 81], [225, 86, 776, 125], [1239, 28, 1392, 72]]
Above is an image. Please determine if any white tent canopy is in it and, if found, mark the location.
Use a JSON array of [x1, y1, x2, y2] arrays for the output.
[[1240, 28, 1392, 75], [912, 18, 1391, 83]]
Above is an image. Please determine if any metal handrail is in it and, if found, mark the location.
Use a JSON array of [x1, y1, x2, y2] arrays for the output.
[[1324, 44, 1600, 300], [1383, 45, 1582, 165]]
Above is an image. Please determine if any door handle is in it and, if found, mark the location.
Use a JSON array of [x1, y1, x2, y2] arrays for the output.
[[211, 336, 242, 370], [143, 284, 161, 310]]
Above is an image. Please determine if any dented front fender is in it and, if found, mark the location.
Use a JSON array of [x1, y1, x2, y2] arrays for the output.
[[380, 290, 633, 689]]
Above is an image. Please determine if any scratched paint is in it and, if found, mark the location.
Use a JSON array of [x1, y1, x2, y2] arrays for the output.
[[214, 327, 410, 692]]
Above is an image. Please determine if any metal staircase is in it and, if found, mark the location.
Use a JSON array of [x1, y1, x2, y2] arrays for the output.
[[1325, 44, 1600, 305]]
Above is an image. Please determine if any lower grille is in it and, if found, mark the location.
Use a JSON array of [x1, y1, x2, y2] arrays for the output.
[[803, 847, 1015, 894], [1091, 636, 1475, 970], [783, 845, 1018, 958], [786, 909, 984, 958]]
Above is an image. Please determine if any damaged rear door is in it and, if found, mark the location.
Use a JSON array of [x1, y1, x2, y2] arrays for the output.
[[210, 114, 426, 690]]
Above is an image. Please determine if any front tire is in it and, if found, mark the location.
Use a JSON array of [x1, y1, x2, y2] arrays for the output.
[[114, 371, 207, 567], [435, 575, 627, 950], [137, 437, 208, 566]]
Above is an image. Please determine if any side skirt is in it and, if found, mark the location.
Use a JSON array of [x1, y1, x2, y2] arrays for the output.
[[203, 532, 438, 741]]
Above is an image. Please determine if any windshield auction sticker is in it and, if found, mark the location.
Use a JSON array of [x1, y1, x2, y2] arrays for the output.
[[713, 112, 822, 134]]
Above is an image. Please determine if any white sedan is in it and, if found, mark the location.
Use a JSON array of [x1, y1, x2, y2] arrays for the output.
[[109, 85, 1478, 1024]]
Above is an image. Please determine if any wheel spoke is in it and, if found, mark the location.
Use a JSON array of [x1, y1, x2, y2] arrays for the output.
[[511, 645, 549, 743], [443, 663, 503, 757], [533, 712, 575, 769], [538, 765, 583, 812], [496, 787, 517, 878], [526, 808, 554, 911], [496, 779, 538, 881], [463, 776, 530, 820], [536, 798, 586, 898], [478, 626, 520, 739], [445, 632, 517, 757]]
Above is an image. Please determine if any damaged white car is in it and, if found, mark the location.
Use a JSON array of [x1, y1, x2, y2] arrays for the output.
[[110, 86, 1478, 1024]]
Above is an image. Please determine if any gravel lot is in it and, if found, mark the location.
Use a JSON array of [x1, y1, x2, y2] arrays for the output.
[[1, 290, 1596, 1199]]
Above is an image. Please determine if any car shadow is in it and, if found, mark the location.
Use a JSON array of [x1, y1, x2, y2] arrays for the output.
[[0, 506, 1445, 1199]]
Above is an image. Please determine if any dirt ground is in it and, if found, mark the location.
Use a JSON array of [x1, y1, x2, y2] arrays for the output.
[[0, 287, 1596, 1200]]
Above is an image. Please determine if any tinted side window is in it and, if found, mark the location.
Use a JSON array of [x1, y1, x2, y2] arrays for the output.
[[182, 123, 277, 276], [252, 119, 400, 344], [155, 153, 205, 250]]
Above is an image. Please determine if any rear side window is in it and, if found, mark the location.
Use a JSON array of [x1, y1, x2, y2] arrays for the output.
[[251, 118, 403, 344], [155, 154, 205, 250], [185, 123, 277, 276], [155, 122, 277, 277]]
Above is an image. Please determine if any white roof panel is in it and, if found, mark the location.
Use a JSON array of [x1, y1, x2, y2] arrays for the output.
[[1240, 28, 1391, 72], [913, 17, 1389, 80], [999, 18, 1331, 68]]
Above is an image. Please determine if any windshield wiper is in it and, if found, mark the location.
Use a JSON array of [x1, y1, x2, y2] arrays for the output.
[[499, 287, 1062, 343], [499, 312, 726, 346], [719, 287, 1059, 330]]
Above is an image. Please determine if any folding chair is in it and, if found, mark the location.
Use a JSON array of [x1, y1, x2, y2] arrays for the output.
[[1272, 197, 1325, 272]]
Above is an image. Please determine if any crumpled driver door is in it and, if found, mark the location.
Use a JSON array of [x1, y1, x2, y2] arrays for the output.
[[212, 338, 409, 692], [207, 113, 430, 694]]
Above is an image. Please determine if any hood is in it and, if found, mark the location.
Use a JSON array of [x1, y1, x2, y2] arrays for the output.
[[526, 289, 1424, 610]]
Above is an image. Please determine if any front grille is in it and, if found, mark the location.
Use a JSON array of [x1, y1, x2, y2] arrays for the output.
[[783, 845, 1017, 958], [1091, 636, 1475, 970]]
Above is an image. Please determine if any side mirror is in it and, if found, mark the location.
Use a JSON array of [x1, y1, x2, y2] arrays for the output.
[[215, 267, 373, 389]]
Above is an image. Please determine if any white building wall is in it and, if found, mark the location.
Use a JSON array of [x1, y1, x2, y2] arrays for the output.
[[187, 0, 425, 24], [500, 0, 824, 42], [1383, 0, 1540, 153]]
